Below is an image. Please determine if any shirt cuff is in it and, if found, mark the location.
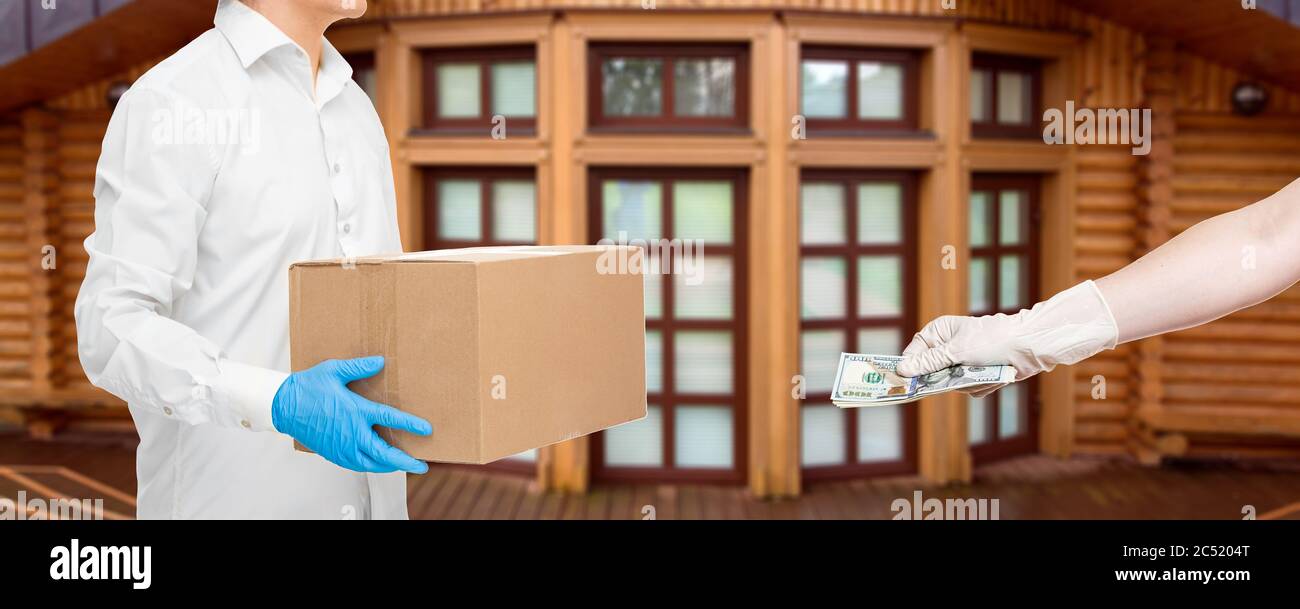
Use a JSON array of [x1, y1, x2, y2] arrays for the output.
[[211, 361, 288, 432]]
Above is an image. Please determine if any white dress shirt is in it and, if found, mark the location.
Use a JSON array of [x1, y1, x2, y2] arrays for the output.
[[75, 0, 408, 519]]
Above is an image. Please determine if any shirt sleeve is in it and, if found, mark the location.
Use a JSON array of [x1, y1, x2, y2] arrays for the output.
[[74, 87, 286, 432]]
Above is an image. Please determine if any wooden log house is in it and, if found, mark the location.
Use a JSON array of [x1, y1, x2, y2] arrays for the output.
[[2, 0, 1300, 497]]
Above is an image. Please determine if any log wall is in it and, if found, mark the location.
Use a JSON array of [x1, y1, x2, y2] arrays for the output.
[[0, 116, 30, 403]]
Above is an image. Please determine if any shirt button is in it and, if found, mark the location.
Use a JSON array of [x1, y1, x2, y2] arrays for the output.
[[333, 162, 342, 174], [163, 407, 173, 416], [342, 223, 352, 234], [240, 419, 252, 429]]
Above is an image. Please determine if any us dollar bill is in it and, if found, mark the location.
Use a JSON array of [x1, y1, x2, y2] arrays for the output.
[[830, 352, 1016, 408]]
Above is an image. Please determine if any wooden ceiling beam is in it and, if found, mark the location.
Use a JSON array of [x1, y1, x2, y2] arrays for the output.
[[0, 0, 213, 114], [1065, 0, 1300, 91]]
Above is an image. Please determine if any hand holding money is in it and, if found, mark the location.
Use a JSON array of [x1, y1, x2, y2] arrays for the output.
[[830, 353, 1016, 408], [895, 281, 1118, 384]]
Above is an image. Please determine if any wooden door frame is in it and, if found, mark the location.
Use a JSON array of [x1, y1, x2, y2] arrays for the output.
[[797, 169, 920, 481], [967, 173, 1042, 463], [586, 166, 750, 484]]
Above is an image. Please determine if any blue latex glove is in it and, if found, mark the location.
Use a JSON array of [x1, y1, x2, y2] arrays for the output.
[[272, 356, 431, 474]]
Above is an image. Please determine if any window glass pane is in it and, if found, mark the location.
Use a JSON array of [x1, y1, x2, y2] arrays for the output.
[[490, 61, 536, 117], [437, 63, 480, 118], [802, 404, 847, 467], [602, 57, 663, 116], [675, 405, 733, 468], [968, 395, 989, 444], [674, 255, 732, 320], [857, 328, 902, 355], [857, 61, 903, 120], [602, 180, 662, 241], [604, 405, 663, 466], [800, 182, 847, 245], [675, 331, 732, 394], [645, 330, 663, 394], [801, 60, 848, 118], [970, 69, 990, 122], [999, 254, 1023, 310], [356, 68, 378, 102], [643, 264, 662, 319], [801, 257, 847, 320], [996, 71, 1030, 125], [857, 182, 903, 244], [674, 57, 735, 117], [801, 330, 845, 394], [673, 180, 732, 244], [437, 179, 481, 240], [969, 191, 991, 247], [857, 256, 903, 318], [858, 404, 903, 462], [491, 179, 536, 242], [998, 383, 1025, 438], [969, 257, 991, 313], [999, 190, 1024, 245]]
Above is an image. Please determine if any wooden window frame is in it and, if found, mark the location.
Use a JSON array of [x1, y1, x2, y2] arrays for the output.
[[968, 174, 1041, 463], [799, 170, 919, 481], [423, 166, 538, 249], [587, 43, 751, 134], [799, 46, 921, 136], [420, 45, 538, 135], [343, 51, 375, 83], [343, 51, 377, 101], [971, 53, 1042, 140], [587, 167, 749, 484]]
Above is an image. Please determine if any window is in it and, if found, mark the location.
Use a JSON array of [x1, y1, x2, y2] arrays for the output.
[[588, 44, 749, 132], [799, 171, 918, 479], [800, 47, 919, 134], [344, 52, 377, 102], [423, 168, 539, 470], [424, 167, 537, 249], [421, 46, 537, 133], [589, 168, 747, 482], [968, 175, 1039, 462], [971, 54, 1041, 139]]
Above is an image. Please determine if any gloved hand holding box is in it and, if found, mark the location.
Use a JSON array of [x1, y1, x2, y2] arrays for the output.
[[288, 245, 647, 464]]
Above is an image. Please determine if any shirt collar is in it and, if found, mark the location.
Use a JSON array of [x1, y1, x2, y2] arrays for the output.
[[214, 0, 355, 103], [317, 37, 355, 102], [214, 0, 296, 69]]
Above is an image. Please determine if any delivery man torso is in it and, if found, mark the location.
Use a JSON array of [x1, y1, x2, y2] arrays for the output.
[[75, 0, 409, 519]]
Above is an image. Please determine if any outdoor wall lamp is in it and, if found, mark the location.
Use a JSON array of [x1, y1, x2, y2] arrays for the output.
[[1231, 81, 1269, 116], [106, 80, 131, 110]]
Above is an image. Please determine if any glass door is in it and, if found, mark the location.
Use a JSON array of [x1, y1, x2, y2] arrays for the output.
[[588, 168, 747, 483], [968, 174, 1040, 463], [798, 170, 918, 480]]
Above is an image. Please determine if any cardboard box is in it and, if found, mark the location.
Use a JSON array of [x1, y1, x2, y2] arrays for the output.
[[288, 245, 647, 464]]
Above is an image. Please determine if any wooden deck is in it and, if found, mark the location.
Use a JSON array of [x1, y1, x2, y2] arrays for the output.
[[405, 457, 1300, 520], [4, 428, 1300, 520]]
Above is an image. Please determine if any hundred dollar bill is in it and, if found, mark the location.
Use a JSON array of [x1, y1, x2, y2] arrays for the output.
[[829, 354, 917, 402], [831, 352, 1016, 408]]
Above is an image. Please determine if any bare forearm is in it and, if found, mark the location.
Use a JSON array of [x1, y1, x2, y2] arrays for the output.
[[1096, 178, 1300, 343]]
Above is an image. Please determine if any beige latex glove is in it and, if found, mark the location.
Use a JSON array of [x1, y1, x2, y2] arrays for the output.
[[896, 178, 1300, 397], [897, 281, 1119, 396]]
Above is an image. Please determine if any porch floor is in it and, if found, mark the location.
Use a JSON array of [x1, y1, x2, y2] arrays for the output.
[[3, 428, 1299, 520]]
